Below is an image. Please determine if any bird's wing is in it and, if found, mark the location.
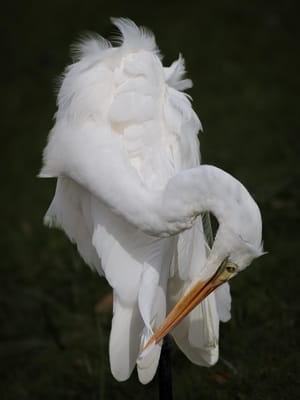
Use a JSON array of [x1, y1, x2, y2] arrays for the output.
[[44, 177, 102, 273]]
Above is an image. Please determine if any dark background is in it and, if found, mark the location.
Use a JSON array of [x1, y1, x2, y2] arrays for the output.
[[1, 1, 299, 399]]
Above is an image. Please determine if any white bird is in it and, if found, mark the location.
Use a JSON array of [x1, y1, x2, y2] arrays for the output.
[[40, 18, 263, 384]]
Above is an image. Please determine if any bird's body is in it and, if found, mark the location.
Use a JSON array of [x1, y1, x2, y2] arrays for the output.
[[41, 19, 263, 384]]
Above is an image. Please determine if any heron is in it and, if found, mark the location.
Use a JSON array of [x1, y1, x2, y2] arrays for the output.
[[40, 18, 263, 385]]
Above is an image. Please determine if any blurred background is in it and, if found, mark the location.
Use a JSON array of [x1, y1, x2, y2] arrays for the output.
[[1, 0, 299, 399]]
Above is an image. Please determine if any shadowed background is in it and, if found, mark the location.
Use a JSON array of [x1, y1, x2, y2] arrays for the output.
[[1, 0, 299, 399]]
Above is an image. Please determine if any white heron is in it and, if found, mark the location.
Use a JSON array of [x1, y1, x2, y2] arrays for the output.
[[40, 18, 263, 385]]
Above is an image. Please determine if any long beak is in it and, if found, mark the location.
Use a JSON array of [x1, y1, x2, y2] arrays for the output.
[[142, 259, 238, 352]]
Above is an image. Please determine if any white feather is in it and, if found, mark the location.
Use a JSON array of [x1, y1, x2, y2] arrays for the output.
[[164, 53, 193, 91], [44, 177, 102, 274], [40, 18, 263, 384], [109, 293, 144, 381]]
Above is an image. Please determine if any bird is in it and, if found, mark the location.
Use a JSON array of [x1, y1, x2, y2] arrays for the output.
[[40, 18, 263, 385]]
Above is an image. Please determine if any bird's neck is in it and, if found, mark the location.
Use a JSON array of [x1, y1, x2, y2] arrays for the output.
[[160, 165, 262, 274]]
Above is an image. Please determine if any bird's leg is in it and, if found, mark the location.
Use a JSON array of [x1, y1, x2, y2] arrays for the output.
[[158, 335, 173, 400]]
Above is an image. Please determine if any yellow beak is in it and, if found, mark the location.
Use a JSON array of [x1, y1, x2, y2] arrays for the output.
[[142, 259, 238, 351]]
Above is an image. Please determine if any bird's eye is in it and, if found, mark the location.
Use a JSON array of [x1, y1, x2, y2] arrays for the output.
[[226, 265, 236, 273], [225, 261, 238, 274]]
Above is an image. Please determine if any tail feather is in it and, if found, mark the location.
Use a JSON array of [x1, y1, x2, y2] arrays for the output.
[[137, 330, 162, 384], [109, 294, 144, 381]]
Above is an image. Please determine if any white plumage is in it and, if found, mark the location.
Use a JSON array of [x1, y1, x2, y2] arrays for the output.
[[40, 18, 263, 384]]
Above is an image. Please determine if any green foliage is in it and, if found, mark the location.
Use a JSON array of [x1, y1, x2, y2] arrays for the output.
[[1, 1, 299, 398]]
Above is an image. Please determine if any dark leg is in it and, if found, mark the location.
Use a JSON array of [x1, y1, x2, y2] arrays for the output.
[[158, 335, 173, 400]]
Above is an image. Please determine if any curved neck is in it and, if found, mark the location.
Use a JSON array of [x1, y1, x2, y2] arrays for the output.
[[163, 165, 262, 269]]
